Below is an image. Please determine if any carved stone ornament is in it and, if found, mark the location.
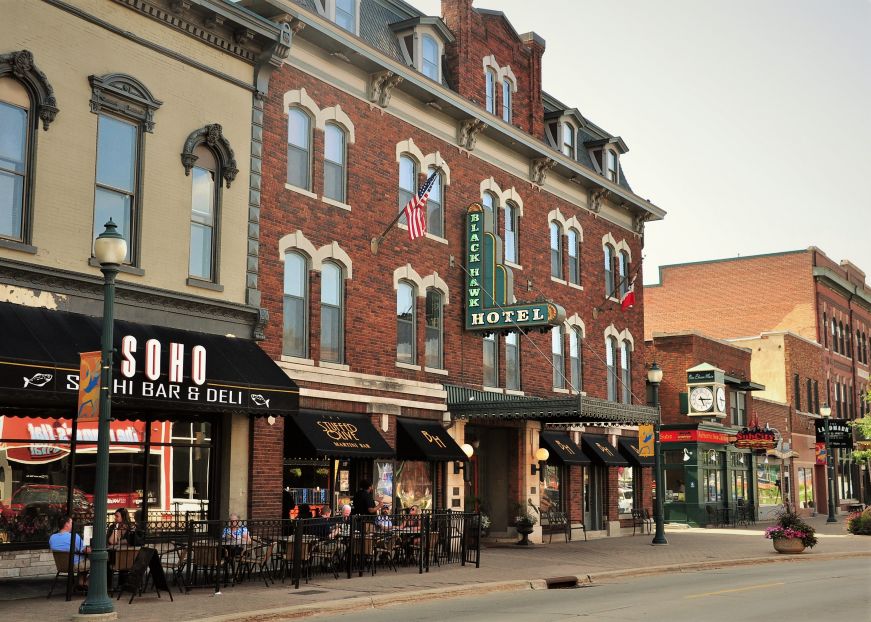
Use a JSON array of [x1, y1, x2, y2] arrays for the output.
[[589, 188, 608, 213], [89, 73, 162, 133], [0, 50, 59, 130], [530, 157, 556, 186], [181, 123, 239, 188], [254, 307, 270, 341], [368, 70, 403, 107], [457, 118, 487, 151], [633, 212, 648, 235]]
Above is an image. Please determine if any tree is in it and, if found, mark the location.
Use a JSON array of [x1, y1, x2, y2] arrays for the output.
[[851, 387, 871, 464]]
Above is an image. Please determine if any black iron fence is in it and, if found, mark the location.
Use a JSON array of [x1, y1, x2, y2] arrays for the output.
[[51, 511, 480, 600]]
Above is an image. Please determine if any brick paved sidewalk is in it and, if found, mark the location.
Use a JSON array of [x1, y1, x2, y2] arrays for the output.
[[3, 516, 868, 622]]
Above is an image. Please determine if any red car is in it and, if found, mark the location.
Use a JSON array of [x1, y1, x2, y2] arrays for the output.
[[0, 484, 94, 521]]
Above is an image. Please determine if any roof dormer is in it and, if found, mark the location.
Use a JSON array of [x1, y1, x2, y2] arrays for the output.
[[390, 17, 455, 83], [585, 137, 628, 184], [313, 0, 361, 35]]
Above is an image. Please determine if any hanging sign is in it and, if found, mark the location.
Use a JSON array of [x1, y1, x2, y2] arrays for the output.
[[638, 424, 654, 457], [815, 442, 827, 465], [733, 426, 777, 450], [464, 203, 564, 332], [815, 420, 852, 449], [77, 351, 102, 422]]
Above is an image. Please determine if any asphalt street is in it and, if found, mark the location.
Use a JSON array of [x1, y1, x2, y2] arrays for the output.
[[314, 557, 871, 622]]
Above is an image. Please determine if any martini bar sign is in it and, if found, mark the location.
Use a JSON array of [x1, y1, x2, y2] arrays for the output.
[[464, 203, 564, 332]]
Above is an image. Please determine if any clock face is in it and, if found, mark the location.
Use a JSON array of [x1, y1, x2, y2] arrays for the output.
[[690, 386, 714, 412], [715, 387, 726, 412]]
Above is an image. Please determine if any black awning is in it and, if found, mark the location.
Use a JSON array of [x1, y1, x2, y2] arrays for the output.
[[396, 418, 466, 461], [617, 437, 654, 467], [581, 434, 629, 466], [0, 302, 298, 416], [285, 411, 394, 459], [540, 431, 589, 465]]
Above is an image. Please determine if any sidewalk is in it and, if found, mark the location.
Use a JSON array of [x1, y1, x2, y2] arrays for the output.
[[3, 516, 869, 622]]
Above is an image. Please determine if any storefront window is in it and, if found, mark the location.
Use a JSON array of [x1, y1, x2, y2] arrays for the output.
[[541, 465, 561, 512], [663, 468, 685, 503], [838, 450, 855, 501], [797, 467, 814, 510], [284, 460, 331, 515], [703, 469, 723, 502], [394, 461, 432, 510], [374, 460, 393, 510], [730, 469, 748, 502], [617, 465, 634, 515], [756, 463, 782, 507], [169, 421, 211, 508]]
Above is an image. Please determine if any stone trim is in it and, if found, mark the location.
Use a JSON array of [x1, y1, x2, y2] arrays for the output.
[[0, 50, 59, 130], [89, 73, 163, 132], [180, 123, 239, 188]]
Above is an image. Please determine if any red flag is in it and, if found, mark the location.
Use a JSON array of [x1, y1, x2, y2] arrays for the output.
[[620, 285, 635, 311]]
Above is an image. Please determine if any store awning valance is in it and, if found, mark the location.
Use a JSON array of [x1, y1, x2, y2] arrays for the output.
[[540, 431, 589, 465], [396, 418, 466, 461], [617, 437, 654, 467], [0, 302, 298, 416], [581, 434, 628, 466], [285, 411, 394, 459]]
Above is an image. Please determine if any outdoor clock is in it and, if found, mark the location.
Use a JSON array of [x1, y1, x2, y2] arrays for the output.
[[690, 386, 714, 412], [715, 387, 726, 413]]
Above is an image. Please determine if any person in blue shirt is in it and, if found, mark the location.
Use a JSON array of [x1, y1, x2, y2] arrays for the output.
[[49, 516, 89, 565]]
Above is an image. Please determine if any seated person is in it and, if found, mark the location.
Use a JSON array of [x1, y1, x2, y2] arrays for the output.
[[107, 507, 135, 547], [311, 507, 334, 540], [50, 516, 90, 587], [331, 504, 352, 539], [375, 505, 393, 530], [222, 513, 251, 556], [400, 506, 421, 530]]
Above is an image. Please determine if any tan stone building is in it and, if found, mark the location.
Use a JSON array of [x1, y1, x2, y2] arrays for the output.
[[0, 0, 298, 574]]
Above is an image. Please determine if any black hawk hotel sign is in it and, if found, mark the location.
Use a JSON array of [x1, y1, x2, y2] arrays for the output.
[[464, 203, 565, 332]]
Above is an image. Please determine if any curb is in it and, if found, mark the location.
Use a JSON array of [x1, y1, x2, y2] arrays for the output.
[[195, 551, 871, 622]]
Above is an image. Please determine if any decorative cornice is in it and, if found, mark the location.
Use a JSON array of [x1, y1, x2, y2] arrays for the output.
[[368, 70, 403, 107], [0, 50, 59, 130], [457, 118, 486, 151], [632, 212, 647, 235], [181, 123, 239, 188], [530, 157, 556, 186], [589, 188, 607, 214]]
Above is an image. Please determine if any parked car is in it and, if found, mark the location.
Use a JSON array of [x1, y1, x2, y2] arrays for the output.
[[0, 484, 93, 521]]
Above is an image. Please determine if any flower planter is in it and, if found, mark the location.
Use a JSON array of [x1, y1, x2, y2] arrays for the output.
[[516, 524, 534, 546], [772, 537, 806, 554]]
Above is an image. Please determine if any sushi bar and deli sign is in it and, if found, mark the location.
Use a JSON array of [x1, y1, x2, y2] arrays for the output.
[[6, 336, 271, 412], [464, 203, 564, 332]]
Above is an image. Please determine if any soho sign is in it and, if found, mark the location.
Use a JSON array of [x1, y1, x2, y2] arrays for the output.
[[120, 336, 206, 385]]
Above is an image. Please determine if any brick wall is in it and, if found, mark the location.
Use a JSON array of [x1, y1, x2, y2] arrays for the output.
[[248, 416, 284, 519]]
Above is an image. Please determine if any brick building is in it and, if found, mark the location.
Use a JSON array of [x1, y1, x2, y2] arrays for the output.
[[243, 0, 664, 539], [645, 248, 871, 508]]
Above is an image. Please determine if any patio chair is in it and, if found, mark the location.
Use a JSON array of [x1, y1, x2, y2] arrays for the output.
[[236, 538, 275, 587]]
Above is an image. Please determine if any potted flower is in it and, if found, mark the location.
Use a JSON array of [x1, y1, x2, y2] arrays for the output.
[[514, 509, 537, 546], [764, 506, 817, 553], [479, 513, 492, 537]]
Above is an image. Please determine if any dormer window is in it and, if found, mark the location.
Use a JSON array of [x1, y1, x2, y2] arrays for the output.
[[606, 150, 619, 183], [561, 123, 575, 158], [501, 78, 512, 122], [421, 35, 439, 81], [485, 69, 496, 114], [316, 0, 359, 34]]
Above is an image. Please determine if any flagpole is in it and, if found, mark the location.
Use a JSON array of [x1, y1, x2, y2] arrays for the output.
[[370, 167, 442, 254]]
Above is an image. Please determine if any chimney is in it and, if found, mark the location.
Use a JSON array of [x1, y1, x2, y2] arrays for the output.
[[441, 0, 474, 93], [520, 31, 545, 140]]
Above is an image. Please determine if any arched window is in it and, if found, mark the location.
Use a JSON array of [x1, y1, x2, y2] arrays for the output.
[[569, 327, 583, 392], [287, 107, 312, 190], [620, 340, 632, 404], [483, 333, 498, 387], [1, 50, 58, 247], [0, 81, 30, 242], [839, 321, 845, 355], [334, 0, 355, 32], [501, 78, 512, 122], [485, 69, 496, 114], [396, 281, 416, 364], [320, 261, 344, 363], [846, 324, 852, 358], [822, 312, 828, 348], [398, 154, 417, 225], [189, 146, 217, 281], [604, 244, 616, 297], [425, 288, 443, 369], [94, 115, 138, 263], [283, 251, 308, 357], [618, 250, 630, 296], [567, 228, 580, 285], [426, 167, 443, 238], [421, 35, 439, 81], [832, 319, 838, 353], [561, 123, 574, 158], [550, 221, 562, 279], [324, 122, 346, 203], [552, 325, 565, 389], [504, 200, 518, 264], [606, 336, 619, 401], [482, 191, 497, 233], [505, 332, 520, 390]]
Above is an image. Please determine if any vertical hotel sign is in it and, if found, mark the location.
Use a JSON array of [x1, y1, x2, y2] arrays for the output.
[[464, 203, 564, 332], [77, 351, 102, 421]]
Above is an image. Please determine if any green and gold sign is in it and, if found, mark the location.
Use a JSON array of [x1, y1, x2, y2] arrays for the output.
[[465, 203, 564, 332]]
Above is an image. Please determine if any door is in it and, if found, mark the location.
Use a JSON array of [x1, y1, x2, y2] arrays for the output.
[[585, 465, 606, 530], [476, 427, 510, 533]]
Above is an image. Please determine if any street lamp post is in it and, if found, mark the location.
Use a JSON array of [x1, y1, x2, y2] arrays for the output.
[[820, 403, 837, 524], [79, 220, 126, 617], [648, 362, 668, 545]]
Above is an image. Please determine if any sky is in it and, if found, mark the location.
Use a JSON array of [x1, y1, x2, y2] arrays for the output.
[[414, 0, 871, 284]]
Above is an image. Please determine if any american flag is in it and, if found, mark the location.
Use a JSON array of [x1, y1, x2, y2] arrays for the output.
[[403, 170, 438, 241]]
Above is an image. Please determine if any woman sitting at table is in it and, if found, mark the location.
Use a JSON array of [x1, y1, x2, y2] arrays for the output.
[[222, 513, 252, 557], [375, 505, 393, 531], [107, 508, 135, 547], [400, 506, 421, 530]]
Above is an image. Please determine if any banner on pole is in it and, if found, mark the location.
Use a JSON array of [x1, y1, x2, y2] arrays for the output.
[[77, 351, 101, 421], [638, 424, 654, 457]]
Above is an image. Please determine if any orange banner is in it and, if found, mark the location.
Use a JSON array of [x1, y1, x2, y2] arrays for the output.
[[638, 424, 654, 457], [77, 351, 101, 421]]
